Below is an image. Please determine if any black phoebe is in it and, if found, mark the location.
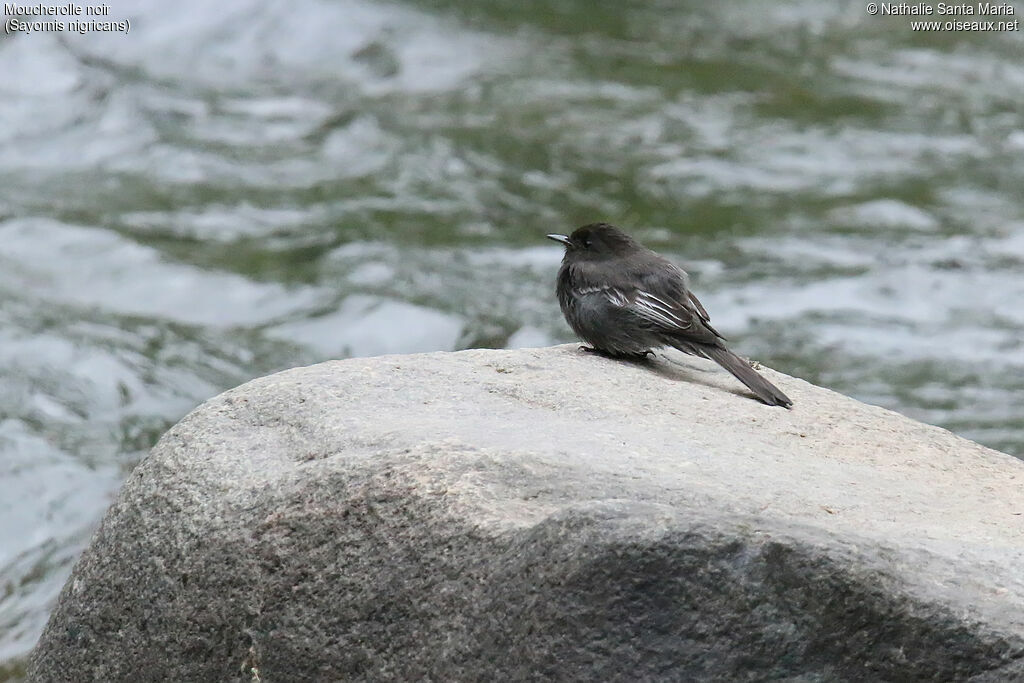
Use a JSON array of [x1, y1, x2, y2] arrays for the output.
[[547, 223, 793, 408]]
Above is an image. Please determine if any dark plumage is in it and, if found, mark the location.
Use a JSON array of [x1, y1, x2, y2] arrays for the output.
[[547, 223, 793, 408]]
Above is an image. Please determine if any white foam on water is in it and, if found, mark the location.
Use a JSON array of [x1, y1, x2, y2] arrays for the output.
[[266, 295, 464, 358], [0, 218, 329, 326]]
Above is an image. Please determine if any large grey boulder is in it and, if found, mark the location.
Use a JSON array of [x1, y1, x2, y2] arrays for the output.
[[29, 346, 1024, 681]]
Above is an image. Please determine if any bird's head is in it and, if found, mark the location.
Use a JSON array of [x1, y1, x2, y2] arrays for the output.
[[546, 223, 640, 259]]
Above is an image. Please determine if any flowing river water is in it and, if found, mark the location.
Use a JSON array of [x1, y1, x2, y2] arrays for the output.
[[1, 1, 1022, 676]]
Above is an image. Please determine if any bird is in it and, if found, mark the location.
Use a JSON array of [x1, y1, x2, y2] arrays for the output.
[[547, 223, 793, 408]]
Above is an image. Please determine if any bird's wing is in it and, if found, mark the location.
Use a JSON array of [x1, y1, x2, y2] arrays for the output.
[[632, 289, 699, 331], [632, 262, 725, 340], [574, 285, 630, 305], [569, 256, 724, 340], [574, 283, 724, 341], [687, 290, 711, 323], [634, 287, 726, 342]]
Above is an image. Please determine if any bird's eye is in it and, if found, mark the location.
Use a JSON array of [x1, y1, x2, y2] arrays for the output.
[[583, 237, 592, 248]]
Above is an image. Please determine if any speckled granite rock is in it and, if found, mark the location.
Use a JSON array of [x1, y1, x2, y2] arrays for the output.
[[29, 346, 1024, 681]]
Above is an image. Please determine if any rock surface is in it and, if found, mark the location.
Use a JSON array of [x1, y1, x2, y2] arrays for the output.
[[29, 345, 1024, 681]]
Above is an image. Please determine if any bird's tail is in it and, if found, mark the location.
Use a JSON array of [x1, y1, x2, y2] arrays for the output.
[[692, 344, 793, 408]]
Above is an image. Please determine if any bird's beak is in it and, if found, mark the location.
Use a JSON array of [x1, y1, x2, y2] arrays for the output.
[[546, 233, 572, 247]]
